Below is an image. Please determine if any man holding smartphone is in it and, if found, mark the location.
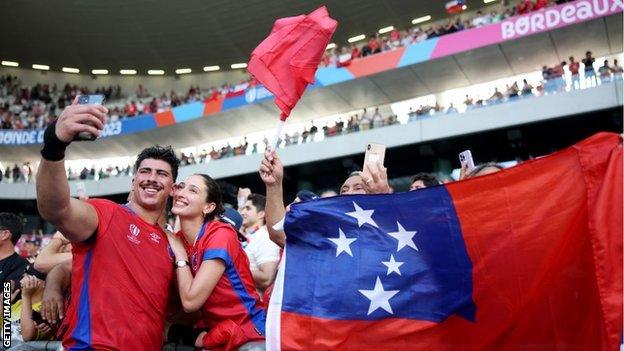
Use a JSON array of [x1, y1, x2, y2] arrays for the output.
[[36, 97, 180, 349]]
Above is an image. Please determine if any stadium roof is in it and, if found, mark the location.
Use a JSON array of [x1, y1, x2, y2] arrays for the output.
[[1, 0, 492, 75]]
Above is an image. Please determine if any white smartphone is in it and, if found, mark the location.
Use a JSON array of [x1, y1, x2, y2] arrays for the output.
[[459, 150, 475, 172], [364, 143, 386, 171]]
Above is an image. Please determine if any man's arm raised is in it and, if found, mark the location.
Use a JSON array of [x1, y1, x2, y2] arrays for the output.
[[36, 98, 107, 242]]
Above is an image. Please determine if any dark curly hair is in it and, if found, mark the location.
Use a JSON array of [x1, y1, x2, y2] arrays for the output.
[[195, 174, 226, 222], [134, 145, 180, 181]]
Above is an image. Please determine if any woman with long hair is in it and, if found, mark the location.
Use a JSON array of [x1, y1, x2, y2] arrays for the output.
[[166, 174, 266, 350]]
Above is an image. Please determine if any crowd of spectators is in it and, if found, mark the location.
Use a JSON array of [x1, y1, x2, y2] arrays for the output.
[[0, 74, 257, 129], [2, 50, 621, 185], [0, 0, 592, 133], [321, 0, 569, 67]]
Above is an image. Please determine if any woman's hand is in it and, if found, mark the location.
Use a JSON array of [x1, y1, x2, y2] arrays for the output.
[[166, 232, 188, 261]]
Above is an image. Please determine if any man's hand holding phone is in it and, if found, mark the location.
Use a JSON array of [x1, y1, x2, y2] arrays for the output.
[[361, 161, 390, 194], [362, 143, 390, 194], [56, 95, 107, 143]]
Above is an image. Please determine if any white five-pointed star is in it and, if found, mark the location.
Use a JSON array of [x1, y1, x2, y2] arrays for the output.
[[358, 276, 400, 315], [382, 254, 404, 275], [346, 202, 379, 228], [387, 222, 418, 252], [328, 228, 357, 257]]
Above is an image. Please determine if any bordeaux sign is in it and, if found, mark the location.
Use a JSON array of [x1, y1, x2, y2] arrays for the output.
[[502, 0, 623, 40]]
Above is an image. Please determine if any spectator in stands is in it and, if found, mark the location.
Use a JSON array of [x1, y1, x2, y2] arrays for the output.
[[166, 174, 266, 350], [568, 56, 581, 89], [611, 59, 623, 79], [464, 95, 474, 110], [551, 61, 567, 92], [472, 11, 489, 27], [507, 82, 520, 99], [488, 88, 504, 104], [542, 65, 555, 92], [516, 0, 533, 14], [12, 164, 20, 183], [521, 79, 534, 96], [598, 60, 612, 83], [533, 0, 550, 11], [582, 51, 596, 87], [239, 194, 280, 294], [0, 213, 28, 297], [409, 173, 441, 191]]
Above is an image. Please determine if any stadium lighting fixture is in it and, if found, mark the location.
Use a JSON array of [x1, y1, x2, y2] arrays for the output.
[[462, 5, 468, 10], [62, 67, 80, 74], [347, 34, 366, 43], [378, 26, 394, 34], [411, 15, 432, 24], [483, 0, 497, 3], [231, 63, 247, 69], [148, 69, 165, 75], [326, 43, 336, 50], [203, 65, 220, 72], [1, 61, 19, 67], [120, 69, 137, 75], [175, 68, 192, 74], [91, 69, 108, 75], [32, 64, 50, 71]]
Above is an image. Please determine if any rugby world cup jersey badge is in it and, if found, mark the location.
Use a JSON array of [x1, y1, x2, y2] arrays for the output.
[[127, 224, 141, 244]]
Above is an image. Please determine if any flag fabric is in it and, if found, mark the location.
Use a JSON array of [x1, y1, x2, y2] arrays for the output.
[[247, 6, 337, 121], [445, 0, 465, 14], [267, 132, 623, 350]]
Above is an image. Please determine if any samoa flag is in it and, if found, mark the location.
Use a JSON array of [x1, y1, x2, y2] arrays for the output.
[[266, 133, 623, 350]]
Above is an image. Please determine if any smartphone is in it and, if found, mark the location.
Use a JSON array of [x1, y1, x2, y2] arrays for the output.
[[74, 94, 105, 141], [459, 150, 476, 172], [363, 143, 386, 171], [76, 181, 87, 199]]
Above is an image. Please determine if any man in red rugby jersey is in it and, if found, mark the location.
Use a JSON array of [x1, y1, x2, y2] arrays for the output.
[[36, 97, 180, 350]]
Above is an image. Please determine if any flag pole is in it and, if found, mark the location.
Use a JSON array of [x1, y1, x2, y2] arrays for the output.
[[269, 119, 286, 151]]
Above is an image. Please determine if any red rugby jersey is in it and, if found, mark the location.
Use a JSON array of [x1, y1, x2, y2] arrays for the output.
[[63, 199, 174, 350], [177, 221, 266, 344]]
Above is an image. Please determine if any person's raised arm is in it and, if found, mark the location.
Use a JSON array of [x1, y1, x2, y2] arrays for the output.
[[36, 99, 107, 242], [34, 231, 72, 274], [259, 150, 286, 248]]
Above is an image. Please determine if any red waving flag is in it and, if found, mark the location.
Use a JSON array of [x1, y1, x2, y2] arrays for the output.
[[267, 132, 623, 350], [247, 6, 337, 121]]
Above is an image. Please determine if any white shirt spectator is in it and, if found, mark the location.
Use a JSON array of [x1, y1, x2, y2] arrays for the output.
[[243, 226, 280, 273]]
